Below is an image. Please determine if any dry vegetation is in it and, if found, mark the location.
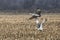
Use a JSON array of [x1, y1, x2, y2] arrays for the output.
[[0, 14, 60, 40]]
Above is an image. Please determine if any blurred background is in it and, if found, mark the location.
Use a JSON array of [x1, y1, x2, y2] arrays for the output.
[[0, 0, 60, 13]]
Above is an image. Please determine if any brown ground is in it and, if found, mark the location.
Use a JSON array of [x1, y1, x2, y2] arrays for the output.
[[0, 14, 60, 40]]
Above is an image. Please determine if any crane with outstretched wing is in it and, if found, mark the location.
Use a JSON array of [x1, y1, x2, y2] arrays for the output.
[[29, 8, 47, 31]]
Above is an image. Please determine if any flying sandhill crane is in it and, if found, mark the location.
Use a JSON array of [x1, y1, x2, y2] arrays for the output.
[[29, 8, 46, 31]]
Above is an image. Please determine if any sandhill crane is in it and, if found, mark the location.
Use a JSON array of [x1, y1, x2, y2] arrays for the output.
[[29, 8, 46, 31]]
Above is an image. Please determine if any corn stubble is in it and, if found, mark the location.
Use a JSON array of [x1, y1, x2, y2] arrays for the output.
[[0, 14, 60, 40]]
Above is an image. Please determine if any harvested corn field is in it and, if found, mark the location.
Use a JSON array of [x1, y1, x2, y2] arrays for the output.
[[0, 14, 60, 40]]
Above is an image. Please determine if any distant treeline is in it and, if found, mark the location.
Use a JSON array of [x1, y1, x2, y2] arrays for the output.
[[0, 0, 60, 13]]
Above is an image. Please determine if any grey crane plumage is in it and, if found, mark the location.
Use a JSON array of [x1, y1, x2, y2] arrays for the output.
[[29, 13, 45, 31], [29, 8, 46, 31], [37, 18, 46, 30]]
